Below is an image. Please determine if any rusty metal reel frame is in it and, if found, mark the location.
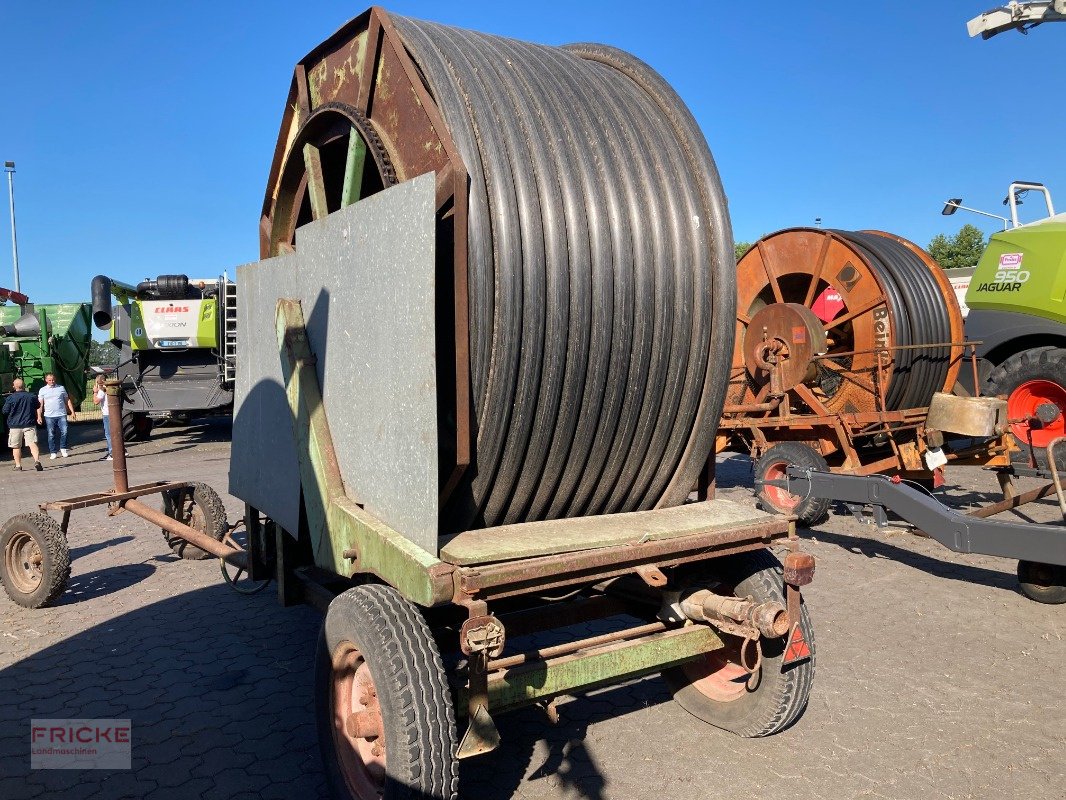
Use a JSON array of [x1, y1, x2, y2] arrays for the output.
[[260, 6, 472, 503], [732, 228, 900, 416]]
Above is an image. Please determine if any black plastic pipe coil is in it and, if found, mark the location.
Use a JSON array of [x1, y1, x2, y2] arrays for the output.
[[394, 17, 734, 531], [833, 231, 951, 411]]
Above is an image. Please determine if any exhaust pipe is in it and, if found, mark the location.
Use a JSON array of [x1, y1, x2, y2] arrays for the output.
[[91, 275, 114, 329]]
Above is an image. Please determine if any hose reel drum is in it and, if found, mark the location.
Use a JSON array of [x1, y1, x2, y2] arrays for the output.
[[730, 228, 965, 417], [260, 8, 735, 534]]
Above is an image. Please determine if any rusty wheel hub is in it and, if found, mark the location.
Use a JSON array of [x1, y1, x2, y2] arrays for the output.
[[682, 641, 754, 703], [732, 230, 896, 415], [177, 496, 206, 534], [743, 303, 827, 393], [5, 531, 43, 595], [331, 642, 386, 798]]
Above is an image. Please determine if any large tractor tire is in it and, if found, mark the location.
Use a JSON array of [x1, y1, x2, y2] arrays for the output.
[[0, 513, 71, 608], [121, 411, 154, 442], [316, 585, 459, 800], [160, 482, 227, 560], [987, 346, 1066, 470], [754, 442, 832, 526], [663, 549, 815, 737]]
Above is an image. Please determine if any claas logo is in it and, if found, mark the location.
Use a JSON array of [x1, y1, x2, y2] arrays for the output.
[[154, 306, 190, 313]]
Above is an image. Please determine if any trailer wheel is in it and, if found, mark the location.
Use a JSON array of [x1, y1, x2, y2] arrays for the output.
[[160, 482, 227, 560], [316, 585, 459, 800], [754, 442, 831, 526], [987, 346, 1066, 470], [1017, 560, 1066, 604], [121, 411, 153, 442], [663, 549, 815, 737], [0, 513, 71, 608]]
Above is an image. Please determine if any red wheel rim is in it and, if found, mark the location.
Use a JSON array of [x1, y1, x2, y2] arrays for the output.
[[681, 645, 751, 702], [331, 643, 386, 799], [762, 461, 800, 511], [1007, 379, 1066, 449]]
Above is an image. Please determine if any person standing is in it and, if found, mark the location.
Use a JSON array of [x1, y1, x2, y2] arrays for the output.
[[2, 379, 44, 471], [37, 372, 77, 459], [92, 375, 113, 460]]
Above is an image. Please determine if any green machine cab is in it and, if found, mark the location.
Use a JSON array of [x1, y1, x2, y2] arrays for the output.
[[91, 273, 237, 440], [953, 183, 1066, 467]]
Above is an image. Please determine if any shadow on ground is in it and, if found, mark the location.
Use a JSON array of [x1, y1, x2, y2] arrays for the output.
[[0, 580, 664, 799], [804, 528, 1019, 594]]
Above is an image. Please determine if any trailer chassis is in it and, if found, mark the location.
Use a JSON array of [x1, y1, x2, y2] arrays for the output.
[[771, 452, 1066, 603]]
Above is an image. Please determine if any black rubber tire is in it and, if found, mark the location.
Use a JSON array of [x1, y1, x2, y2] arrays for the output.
[[663, 549, 815, 737], [986, 346, 1066, 470], [121, 411, 153, 442], [316, 584, 459, 800], [1017, 560, 1066, 604], [160, 482, 227, 560], [0, 512, 71, 608], [754, 442, 832, 526]]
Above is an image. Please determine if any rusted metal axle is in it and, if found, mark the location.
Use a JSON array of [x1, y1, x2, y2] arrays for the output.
[[102, 380, 246, 568]]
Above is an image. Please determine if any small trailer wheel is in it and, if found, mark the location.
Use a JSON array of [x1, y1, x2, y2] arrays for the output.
[[663, 549, 815, 737], [160, 482, 227, 560], [754, 442, 831, 526], [316, 585, 459, 800], [219, 526, 271, 595], [0, 513, 71, 608], [1017, 560, 1066, 604]]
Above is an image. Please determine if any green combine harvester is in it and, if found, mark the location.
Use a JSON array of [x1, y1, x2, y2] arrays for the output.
[[0, 289, 92, 408], [91, 272, 237, 439], [945, 182, 1066, 468]]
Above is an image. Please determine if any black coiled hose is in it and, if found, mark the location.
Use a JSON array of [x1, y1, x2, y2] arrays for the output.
[[394, 18, 734, 530], [834, 231, 952, 410]]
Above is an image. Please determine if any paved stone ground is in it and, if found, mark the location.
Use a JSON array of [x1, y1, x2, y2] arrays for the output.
[[1, 421, 1064, 799]]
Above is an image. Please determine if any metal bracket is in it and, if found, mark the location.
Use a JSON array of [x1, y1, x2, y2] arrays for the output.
[[457, 602, 503, 759], [634, 565, 668, 588], [456, 701, 500, 759], [841, 500, 888, 527], [460, 615, 506, 658]]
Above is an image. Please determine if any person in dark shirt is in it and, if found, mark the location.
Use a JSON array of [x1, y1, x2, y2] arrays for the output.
[[2, 379, 43, 471]]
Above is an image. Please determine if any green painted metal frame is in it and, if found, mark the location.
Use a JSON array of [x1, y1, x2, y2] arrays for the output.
[[463, 626, 724, 715], [341, 128, 367, 208], [278, 296, 750, 722], [276, 298, 454, 607]]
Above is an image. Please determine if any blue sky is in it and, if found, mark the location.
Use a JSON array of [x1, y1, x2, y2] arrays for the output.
[[1, 1, 1063, 304]]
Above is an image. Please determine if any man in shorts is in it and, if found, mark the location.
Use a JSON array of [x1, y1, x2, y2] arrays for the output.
[[2, 379, 43, 471]]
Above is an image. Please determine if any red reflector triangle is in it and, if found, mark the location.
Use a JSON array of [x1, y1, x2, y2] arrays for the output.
[[783, 625, 811, 663]]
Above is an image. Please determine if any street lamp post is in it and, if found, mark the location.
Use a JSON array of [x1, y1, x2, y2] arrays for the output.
[[4, 161, 19, 293]]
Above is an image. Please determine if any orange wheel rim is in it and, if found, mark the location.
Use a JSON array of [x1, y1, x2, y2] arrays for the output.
[[331, 642, 387, 799]]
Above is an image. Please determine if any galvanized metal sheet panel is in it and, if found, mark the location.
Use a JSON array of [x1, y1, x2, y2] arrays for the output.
[[229, 174, 438, 552], [294, 174, 438, 553], [229, 253, 301, 535]]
